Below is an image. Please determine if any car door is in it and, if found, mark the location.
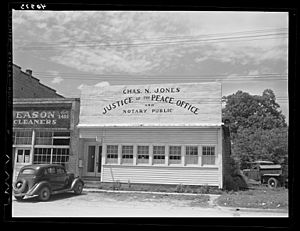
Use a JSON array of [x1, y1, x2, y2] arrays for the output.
[[55, 166, 68, 190], [46, 166, 58, 190]]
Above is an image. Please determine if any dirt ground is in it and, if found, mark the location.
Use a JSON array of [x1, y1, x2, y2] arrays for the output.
[[11, 189, 288, 217]]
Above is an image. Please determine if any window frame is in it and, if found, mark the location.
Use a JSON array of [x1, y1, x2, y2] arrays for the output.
[[168, 145, 182, 165], [201, 145, 217, 166], [185, 145, 199, 165], [121, 145, 134, 165], [137, 145, 150, 165], [152, 145, 166, 165], [106, 144, 119, 164]]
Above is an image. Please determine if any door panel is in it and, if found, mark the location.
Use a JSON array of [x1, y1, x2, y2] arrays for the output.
[[87, 146, 96, 173], [84, 144, 101, 177]]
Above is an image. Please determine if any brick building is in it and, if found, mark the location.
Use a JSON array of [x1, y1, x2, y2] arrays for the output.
[[13, 64, 63, 99], [12, 64, 80, 180]]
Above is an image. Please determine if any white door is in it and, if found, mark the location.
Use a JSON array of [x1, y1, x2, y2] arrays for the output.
[[84, 143, 102, 177]]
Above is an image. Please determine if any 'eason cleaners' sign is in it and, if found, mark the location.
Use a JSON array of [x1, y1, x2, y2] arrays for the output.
[[13, 108, 70, 128], [79, 82, 222, 126]]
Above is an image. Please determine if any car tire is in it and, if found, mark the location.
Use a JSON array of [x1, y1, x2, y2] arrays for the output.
[[267, 177, 278, 188], [14, 195, 25, 201], [39, 187, 51, 201], [74, 181, 83, 195], [13, 179, 27, 193]]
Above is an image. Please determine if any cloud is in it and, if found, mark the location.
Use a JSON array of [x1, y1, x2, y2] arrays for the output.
[[51, 76, 64, 84], [94, 81, 110, 87], [13, 11, 288, 79], [47, 71, 64, 84], [77, 84, 86, 90]]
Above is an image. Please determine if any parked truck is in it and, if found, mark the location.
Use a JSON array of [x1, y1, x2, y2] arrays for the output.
[[241, 160, 287, 188]]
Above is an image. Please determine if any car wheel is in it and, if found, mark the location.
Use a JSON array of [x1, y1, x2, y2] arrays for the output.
[[267, 177, 278, 188], [39, 187, 51, 201], [74, 181, 83, 195], [14, 195, 25, 201], [13, 179, 27, 193]]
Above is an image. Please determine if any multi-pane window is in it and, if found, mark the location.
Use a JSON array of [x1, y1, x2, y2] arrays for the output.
[[202, 146, 216, 165], [137, 146, 149, 164], [35, 131, 70, 145], [16, 149, 30, 163], [33, 148, 69, 165], [33, 148, 52, 164], [52, 148, 69, 165], [121, 145, 133, 164], [53, 131, 70, 145], [35, 131, 52, 145], [153, 146, 165, 164], [169, 146, 181, 164], [185, 146, 198, 165], [13, 130, 32, 145], [106, 145, 118, 164]]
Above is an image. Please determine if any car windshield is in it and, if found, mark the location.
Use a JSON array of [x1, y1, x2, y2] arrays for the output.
[[21, 168, 36, 174]]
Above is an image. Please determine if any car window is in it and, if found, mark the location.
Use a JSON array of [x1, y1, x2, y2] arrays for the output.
[[21, 169, 35, 174], [47, 167, 56, 174], [56, 167, 66, 174]]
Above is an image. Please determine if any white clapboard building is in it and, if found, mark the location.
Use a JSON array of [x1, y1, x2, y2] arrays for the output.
[[77, 82, 230, 188]]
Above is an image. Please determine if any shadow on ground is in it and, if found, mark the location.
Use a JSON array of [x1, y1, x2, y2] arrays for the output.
[[13, 192, 87, 203]]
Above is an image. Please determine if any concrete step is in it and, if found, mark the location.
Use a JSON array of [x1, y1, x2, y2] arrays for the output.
[[83, 179, 101, 188]]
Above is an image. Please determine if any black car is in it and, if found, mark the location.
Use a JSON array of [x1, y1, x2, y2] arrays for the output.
[[13, 164, 84, 201]]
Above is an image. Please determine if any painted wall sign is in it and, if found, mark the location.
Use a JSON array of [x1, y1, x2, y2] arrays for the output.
[[13, 108, 70, 128], [79, 82, 222, 126]]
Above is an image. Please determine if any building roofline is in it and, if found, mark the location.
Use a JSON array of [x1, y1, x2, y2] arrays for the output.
[[14, 63, 64, 98], [13, 98, 80, 104], [77, 123, 223, 128]]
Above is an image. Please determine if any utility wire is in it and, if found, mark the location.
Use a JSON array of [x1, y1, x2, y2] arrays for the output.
[[17, 27, 288, 45], [17, 32, 288, 50]]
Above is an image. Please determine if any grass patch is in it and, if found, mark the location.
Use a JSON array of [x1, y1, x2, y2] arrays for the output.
[[99, 191, 210, 207], [216, 186, 288, 209]]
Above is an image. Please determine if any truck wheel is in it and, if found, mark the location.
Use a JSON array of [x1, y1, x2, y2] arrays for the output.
[[39, 187, 51, 201], [74, 181, 83, 195], [267, 177, 278, 188]]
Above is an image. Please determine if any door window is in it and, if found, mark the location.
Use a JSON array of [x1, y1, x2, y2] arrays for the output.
[[16, 149, 30, 163]]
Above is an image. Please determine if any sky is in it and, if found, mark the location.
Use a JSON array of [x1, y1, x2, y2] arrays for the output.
[[12, 11, 289, 121]]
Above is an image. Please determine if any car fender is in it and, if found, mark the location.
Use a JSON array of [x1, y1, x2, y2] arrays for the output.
[[27, 181, 52, 196], [70, 178, 84, 190]]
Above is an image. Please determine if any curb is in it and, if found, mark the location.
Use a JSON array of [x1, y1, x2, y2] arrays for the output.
[[83, 188, 220, 198], [216, 205, 288, 213]]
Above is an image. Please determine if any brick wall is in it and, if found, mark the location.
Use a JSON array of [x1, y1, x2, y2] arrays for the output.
[[13, 64, 63, 99]]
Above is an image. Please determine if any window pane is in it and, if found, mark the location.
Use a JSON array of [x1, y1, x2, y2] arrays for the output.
[[169, 146, 181, 164], [121, 146, 133, 164], [137, 146, 149, 164], [53, 138, 70, 145], [202, 146, 216, 165], [106, 145, 118, 164], [153, 146, 165, 164], [15, 130, 32, 144]]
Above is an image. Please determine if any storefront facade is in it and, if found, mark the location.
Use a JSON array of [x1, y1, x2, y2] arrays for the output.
[[12, 98, 80, 180], [78, 82, 224, 188]]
